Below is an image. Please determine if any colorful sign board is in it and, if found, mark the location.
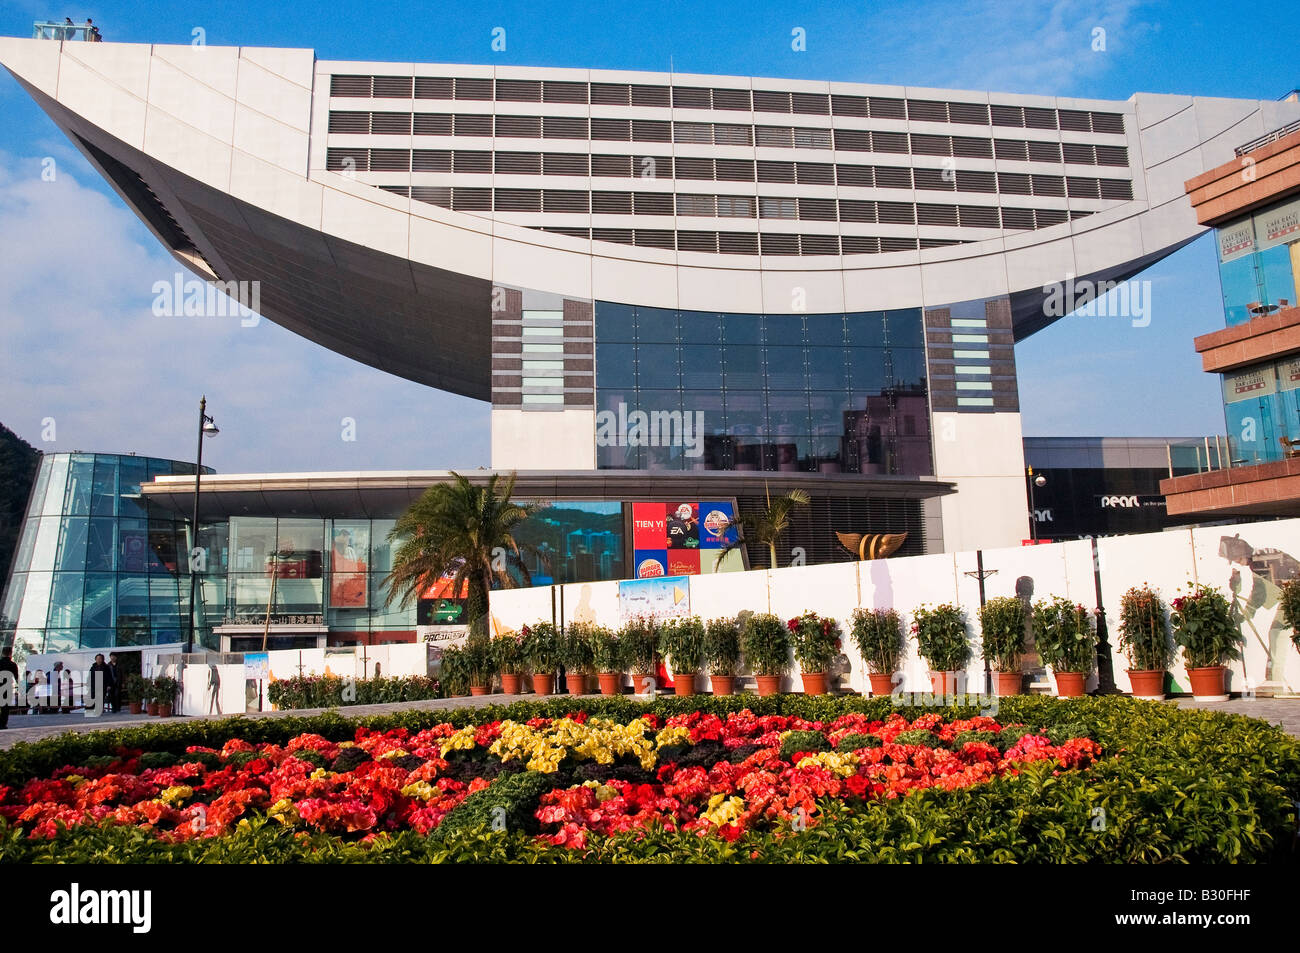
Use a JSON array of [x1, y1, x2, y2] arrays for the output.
[[243, 652, 269, 681], [618, 575, 691, 622], [630, 501, 738, 577]]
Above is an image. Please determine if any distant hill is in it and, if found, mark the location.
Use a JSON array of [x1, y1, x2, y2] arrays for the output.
[[0, 424, 39, 594]]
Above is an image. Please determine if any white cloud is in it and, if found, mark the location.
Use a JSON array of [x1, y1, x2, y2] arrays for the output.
[[0, 153, 491, 473]]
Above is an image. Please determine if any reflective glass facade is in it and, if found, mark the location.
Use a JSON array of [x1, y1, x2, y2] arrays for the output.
[[1222, 357, 1300, 465], [1215, 197, 1300, 327], [594, 303, 932, 473], [1, 453, 204, 655]]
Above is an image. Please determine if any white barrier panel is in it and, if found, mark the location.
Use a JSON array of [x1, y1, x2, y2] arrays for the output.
[[489, 517, 1300, 695]]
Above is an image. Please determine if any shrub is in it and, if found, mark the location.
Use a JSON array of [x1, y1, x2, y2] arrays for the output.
[[620, 617, 659, 676], [789, 611, 840, 673], [522, 622, 560, 673], [978, 596, 1026, 672], [589, 626, 623, 674], [1281, 579, 1300, 652], [463, 636, 496, 687], [492, 629, 529, 676], [1031, 597, 1097, 675], [660, 616, 705, 675], [741, 613, 792, 676], [779, 730, 830, 761], [152, 676, 180, 706], [432, 769, 554, 840], [440, 646, 470, 697], [850, 608, 904, 674], [952, 730, 997, 749], [124, 674, 148, 704], [912, 604, 970, 672], [138, 751, 179, 770], [702, 617, 741, 676], [560, 623, 595, 674], [1116, 585, 1172, 671], [894, 728, 944, 748], [835, 732, 881, 752], [1171, 584, 1242, 669]]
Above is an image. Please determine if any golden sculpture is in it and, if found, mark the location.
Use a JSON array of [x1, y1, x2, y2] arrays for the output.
[[836, 531, 908, 560]]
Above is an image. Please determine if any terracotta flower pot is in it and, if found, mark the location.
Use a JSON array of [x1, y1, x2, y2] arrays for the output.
[[800, 672, 828, 695], [867, 672, 896, 697], [128, 702, 142, 715], [568, 672, 587, 695], [531, 673, 554, 697], [1126, 669, 1166, 700], [597, 672, 623, 696], [147, 702, 159, 716], [1186, 665, 1228, 701], [709, 675, 735, 696], [158, 703, 173, 717], [673, 671, 696, 696], [469, 685, 489, 696], [929, 671, 960, 695], [1053, 671, 1086, 697], [631, 673, 657, 694], [994, 671, 1023, 697], [754, 674, 782, 696], [501, 673, 522, 695]]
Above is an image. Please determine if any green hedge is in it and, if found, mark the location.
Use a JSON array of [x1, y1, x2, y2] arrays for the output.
[[3, 695, 1298, 863]]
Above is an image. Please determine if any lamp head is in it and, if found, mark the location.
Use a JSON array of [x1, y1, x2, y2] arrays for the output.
[[1034, 474, 1047, 487]]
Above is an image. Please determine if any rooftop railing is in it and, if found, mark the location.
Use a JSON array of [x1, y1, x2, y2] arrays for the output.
[[32, 20, 101, 41], [1235, 117, 1300, 156]]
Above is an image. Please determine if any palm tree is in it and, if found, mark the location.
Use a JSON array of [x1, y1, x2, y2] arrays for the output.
[[714, 484, 810, 570], [383, 471, 545, 637]]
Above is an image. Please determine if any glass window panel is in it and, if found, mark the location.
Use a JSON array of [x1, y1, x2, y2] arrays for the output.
[[79, 628, 114, 649], [149, 576, 181, 624], [118, 457, 148, 517], [766, 346, 805, 389], [1259, 244, 1298, 312], [886, 308, 925, 348], [116, 575, 150, 625], [891, 348, 929, 389], [805, 313, 846, 346], [723, 345, 764, 388], [636, 343, 679, 388], [194, 522, 229, 574], [82, 573, 116, 630], [330, 520, 371, 609], [679, 312, 722, 344], [63, 456, 95, 515], [1218, 255, 1259, 327], [86, 518, 116, 572], [680, 390, 727, 433], [370, 520, 398, 575], [809, 391, 850, 435], [806, 347, 849, 391], [596, 302, 637, 342], [680, 345, 722, 388], [46, 572, 84, 630], [596, 341, 636, 387], [724, 391, 766, 434], [764, 314, 804, 346], [722, 313, 763, 346], [90, 458, 117, 516], [848, 349, 889, 392], [230, 517, 278, 571], [767, 392, 810, 433], [56, 517, 89, 571], [596, 440, 644, 469], [274, 519, 324, 580], [230, 573, 274, 611], [26, 455, 52, 519], [1, 571, 26, 626], [846, 311, 887, 348], [643, 444, 686, 471], [39, 456, 69, 517], [10, 518, 42, 573], [635, 306, 679, 343], [42, 629, 80, 653]]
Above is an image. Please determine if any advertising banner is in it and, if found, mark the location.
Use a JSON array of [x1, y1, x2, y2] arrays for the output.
[[329, 523, 369, 608], [630, 502, 738, 576], [618, 575, 691, 621]]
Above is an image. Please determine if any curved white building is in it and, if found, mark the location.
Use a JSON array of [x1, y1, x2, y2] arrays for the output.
[[3, 36, 1296, 550]]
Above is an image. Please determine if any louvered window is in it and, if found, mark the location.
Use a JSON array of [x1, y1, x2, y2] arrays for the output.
[[798, 198, 837, 221], [633, 192, 673, 215], [1066, 176, 1101, 199], [1091, 112, 1125, 134], [634, 229, 675, 249], [631, 85, 670, 107], [998, 172, 1032, 194], [673, 87, 712, 109], [990, 105, 1023, 127], [712, 88, 751, 111], [956, 170, 996, 193], [917, 203, 958, 226], [331, 75, 372, 97], [715, 195, 755, 218], [1099, 178, 1133, 200], [543, 81, 587, 103], [633, 120, 672, 142], [592, 192, 633, 214], [496, 79, 541, 102], [453, 151, 491, 173], [676, 194, 717, 216], [874, 166, 912, 189], [957, 205, 999, 228], [714, 159, 755, 181], [872, 131, 908, 153], [880, 236, 917, 252], [841, 235, 879, 254], [719, 232, 759, 255], [714, 124, 753, 146], [543, 190, 589, 213], [1027, 140, 1061, 162], [1095, 145, 1129, 167], [792, 128, 832, 150], [452, 188, 492, 211], [592, 154, 632, 177], [326, 148, 368, 171], [952, 137, 992, 158], [1057, 109, 1092, 132], [1023, 107, 1057, 129], [836, 165, 872, 188], [759, 197, 797, 219], [544, 153, 589, 176], [372, 76, 413, 98], [413, 149, 453, 172], [1062, 142, 1095, 165], [838, 199, 875, 223], [868, 97, 906, 119], [1031, 174, 1065, 197], [914, 168, 954, 191], [590, 83, 630, 105], [675, 157, 714, 180], [1000, 207, 1034, 229], [675, 122, 714, 144], [797, 162, 834, 184], [496, 115, 541, 138], [453, 114, 492, 137], [791, 93, 830, 115], [877, 202, 915, 224], [907, 100, 948, 122], [369, 113, 411, 135], [454, 78, 492, 100], [591, 118, 632, 141], [495, 189, 542, 212], [369, 148, 411, 171], [543, 116, 588, 139], [760, 233, 799, 255], [410, 186, 451, 206], [753, 90, 792, 113], [1034, 208, 1068, 227], [994, 139, 1028, 160], [833, 129, 871, 152], [678, 231, 719, 253], [414, 77, 453, 99], [413, 113, 453, 135], [592, 228, 634, 244], [831, 94, 869, 117], [758, 160, 796, 183], [801, 234, 839, 255], [496, 151, 541, 174], [756, 126, 794, 148], [948, 102, 990, 125], [329, 111, 371, 134]]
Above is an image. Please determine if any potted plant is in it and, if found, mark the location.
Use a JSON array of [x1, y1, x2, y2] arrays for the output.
[[1171, 584, 1242, 701], [523, 621, 560, 696], [850, 608, 904, 696], [125, 674, 147, 715], [912, 603, 970, 695], [561, 622, 595, 695], [741, 613, 792, 696], [492, 628, 528, 695], [621, 616, 659, 694], [1279, 579, 1300, 654], [1116, 585, 1172, 700], [464, 635, 495, 695], [439, 645, 470, 697], [142, 676, 159, 716], [1031, 596, 1097, 698], [660, 616, 705, 696], [590, 625, 624, 695], [789, 611, 839, 695], [702, 616, 741, 696], [978, 596, 1027, 696], [152, 675, 179, 717]]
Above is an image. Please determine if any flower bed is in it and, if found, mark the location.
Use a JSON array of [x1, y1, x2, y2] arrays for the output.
[[1, 695, 1296, 863]]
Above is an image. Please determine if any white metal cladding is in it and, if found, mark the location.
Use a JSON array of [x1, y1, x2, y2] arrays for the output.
[[3, 39, 1300, 397]]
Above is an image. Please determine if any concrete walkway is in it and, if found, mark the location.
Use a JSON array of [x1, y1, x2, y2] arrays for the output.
[[1, 693, 1297, 750]]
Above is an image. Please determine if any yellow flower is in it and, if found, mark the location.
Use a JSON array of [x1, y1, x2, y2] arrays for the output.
[[377, 748, 408, 760], [159, 785, 193, 805], [64, 774, 85, 786], [309, 767, 334, 781], [655, 726, 691, 749], [440, 727, 478, 758], [268, 798, 298, 824], [702, 795, 745, 827], [795, 751, 860, 778], [400, 781, 437, 801], [337, 741, 356, 748]]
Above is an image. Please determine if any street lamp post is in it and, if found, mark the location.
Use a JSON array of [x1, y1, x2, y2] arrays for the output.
[[1026, 466, 1046, 542], [185, 396, 219, 655]]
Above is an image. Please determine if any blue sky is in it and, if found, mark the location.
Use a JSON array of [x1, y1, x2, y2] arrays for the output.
[[1, 0, 1297, 472]]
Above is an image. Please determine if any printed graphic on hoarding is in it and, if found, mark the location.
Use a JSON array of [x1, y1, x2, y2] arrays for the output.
[[329, 524, 369, 608], [630, 502, 738, 575], [618, 575, 691, 621], [418, 598, 468, 625]]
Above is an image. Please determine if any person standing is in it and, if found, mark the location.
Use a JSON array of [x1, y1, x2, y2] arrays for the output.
[[88, 654, 112, 716], [0, 648, 18, 729], [108, 653, 123, 713]]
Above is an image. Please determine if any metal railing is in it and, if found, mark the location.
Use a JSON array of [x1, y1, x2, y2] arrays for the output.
[[32, 20, 101, 41], [1235, 117, 1300, 156]]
